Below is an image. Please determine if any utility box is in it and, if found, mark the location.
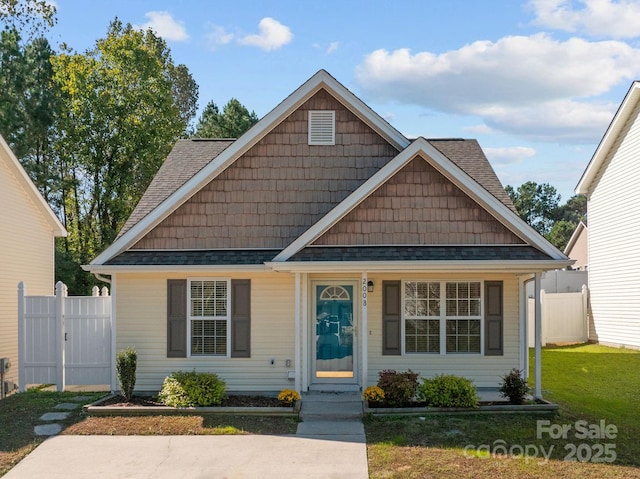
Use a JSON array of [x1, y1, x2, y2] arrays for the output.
[[0, 357, 11, 399]]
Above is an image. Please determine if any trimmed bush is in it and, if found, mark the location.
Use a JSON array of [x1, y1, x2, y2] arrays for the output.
[[418, 374, 479, 408], [116, 347, 137, 401], [158, 370, 226, 407], [499, 368, 531, 405], [377, 369, 419, 407]]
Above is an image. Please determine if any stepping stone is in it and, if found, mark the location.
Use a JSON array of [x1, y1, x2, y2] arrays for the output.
[[71, 395, 92, 402], [34, 424, 62, 436], [54, 403, 80, 410], [40, 412, 69, 421]]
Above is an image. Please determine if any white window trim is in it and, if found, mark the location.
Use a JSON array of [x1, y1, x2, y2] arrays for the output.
[[187, 277, 231, 358], [401, 280, 484, 356], [308, 110, 335, 145]]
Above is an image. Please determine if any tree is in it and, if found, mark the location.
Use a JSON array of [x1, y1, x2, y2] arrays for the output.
[[192, 98, 258, 138], [0, 0, 56, 39], [505, 181, 561, 236], [546, 220, 577, 251], [52, 19, 198, 280]]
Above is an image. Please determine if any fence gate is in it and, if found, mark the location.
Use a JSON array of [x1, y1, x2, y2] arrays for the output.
[[18, 281, 111, 391]]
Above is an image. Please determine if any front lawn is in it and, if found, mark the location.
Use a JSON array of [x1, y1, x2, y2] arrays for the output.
[[365, 344, 640, 478]]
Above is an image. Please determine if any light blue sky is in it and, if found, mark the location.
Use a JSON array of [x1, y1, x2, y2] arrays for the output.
[[48, 1, 640, 202]]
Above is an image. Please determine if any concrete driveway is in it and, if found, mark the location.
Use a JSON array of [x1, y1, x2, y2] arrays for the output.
[[4, 435, 369, 479]]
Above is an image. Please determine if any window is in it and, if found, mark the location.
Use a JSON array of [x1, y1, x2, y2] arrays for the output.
[[445, 282, 481, 353], [403, 281, 482, 354], [308, 110, 335, 145], [189, 279, 230, 356], [404, 282, 440, 353]]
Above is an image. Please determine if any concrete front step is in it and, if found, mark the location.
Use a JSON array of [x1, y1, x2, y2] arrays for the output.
[[300, 392, 363, 420]]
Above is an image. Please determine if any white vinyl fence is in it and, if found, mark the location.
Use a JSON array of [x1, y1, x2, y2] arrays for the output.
[[18, 281, 111, 391], [527, 285, 589, 347]]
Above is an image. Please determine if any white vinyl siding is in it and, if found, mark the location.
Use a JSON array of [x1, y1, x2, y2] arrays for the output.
[[588, 100, 640, 348], [367, 273, 521, 388], [0, 156, 55, 385], [308, 110, 335, 145], [115, 272, 296, 392]]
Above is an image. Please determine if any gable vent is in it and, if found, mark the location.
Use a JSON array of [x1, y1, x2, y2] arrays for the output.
[[308, 110, 335, 145]]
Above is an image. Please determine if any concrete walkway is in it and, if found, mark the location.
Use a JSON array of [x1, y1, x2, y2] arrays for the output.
[[6, 392, 369, 479]]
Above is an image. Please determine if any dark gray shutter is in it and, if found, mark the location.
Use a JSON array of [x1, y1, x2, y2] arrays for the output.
[[167, 279, 187, 358], [383, 281, 401, 355], [231, 279, 251, 358], [485, 281, 503, 356]]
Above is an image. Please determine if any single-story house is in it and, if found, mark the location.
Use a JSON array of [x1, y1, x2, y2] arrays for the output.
[[0, 135, 67, 392], [87, 70, 570, 394], [576, 81, 640, 349]]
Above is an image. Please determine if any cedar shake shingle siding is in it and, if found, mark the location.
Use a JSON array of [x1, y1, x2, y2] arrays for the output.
[[132, 89, 399, 250], [313, 156, 524, 246]]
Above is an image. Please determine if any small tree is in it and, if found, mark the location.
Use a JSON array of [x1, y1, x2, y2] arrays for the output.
[[499, 368, 531, 405], [116, 347, 137, 401]]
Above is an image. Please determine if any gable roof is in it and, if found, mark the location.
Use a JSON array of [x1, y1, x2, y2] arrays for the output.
[[274, 137, 565, 261], [576, 81, 640, 195], [118, 139, 234, 238], [89, 70, 568, 270], [563, 220, 587, 256], [91, 70, 409, 266], [0, 135, 66, 237]]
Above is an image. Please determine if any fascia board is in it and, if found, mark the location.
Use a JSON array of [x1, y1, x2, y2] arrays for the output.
[[576, 82, 640, 195], [266, 260, 573, 273], [0, 135, 67, 237], [275, 137, 566, 261], [92, 70, 409, 265]]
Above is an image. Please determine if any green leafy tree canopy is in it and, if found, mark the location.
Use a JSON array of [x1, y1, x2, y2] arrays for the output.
[[193, 98, 259, 139]]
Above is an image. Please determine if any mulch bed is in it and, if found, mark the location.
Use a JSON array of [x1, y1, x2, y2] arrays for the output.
[[97, 394, 285, 408]]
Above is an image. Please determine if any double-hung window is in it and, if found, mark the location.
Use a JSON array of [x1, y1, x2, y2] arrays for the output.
[[188, 279, 230, 356], [403, 280, 482, 354]]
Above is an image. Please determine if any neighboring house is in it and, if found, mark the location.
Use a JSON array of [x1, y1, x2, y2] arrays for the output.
[[564, 221, 588, 271], [577, 81, 640, 349], [0, 135, 67, 391], [87, 70, 570, 394]]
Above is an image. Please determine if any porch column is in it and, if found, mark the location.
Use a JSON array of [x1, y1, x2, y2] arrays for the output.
[[361, 273, 368, 388], [301, 273, 309, 391], [534, 272, 542, 399], [294, 273, 301, 392]]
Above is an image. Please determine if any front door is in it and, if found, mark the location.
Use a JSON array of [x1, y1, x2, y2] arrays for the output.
[[312, 283, 357, 383]]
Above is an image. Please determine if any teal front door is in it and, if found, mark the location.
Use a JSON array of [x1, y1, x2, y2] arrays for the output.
[[313, 283, 356, 381]]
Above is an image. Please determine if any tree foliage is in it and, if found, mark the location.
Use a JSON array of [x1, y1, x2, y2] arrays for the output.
[[192, 98, 258, 139], [0, 0, 56, 39], [52, 19, 198, 262], [506, 181, 586, 251]]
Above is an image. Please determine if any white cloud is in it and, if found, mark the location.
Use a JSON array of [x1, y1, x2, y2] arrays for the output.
[[464, 124, 495, 134], [238, 17, 292, 51], [136, 11, 188, 42], [356, 33, 638, 143], [207, 24, 235, 49], [327, 41, 339, 54], [529, 0, 640, 38], [484, 146, 536, 166]]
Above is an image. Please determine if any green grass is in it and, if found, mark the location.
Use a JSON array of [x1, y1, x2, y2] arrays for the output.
[[365, 344, 640, 478], [529, 343, 640, 465]]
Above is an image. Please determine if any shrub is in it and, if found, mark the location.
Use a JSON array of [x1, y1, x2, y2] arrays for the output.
[[376, 369, 419, 407], [158, 370, 226, 407], [277, 389, 300, 405], [499, 368, 531, 405], [418, 374, 479, 408], [362, 385, 385, 403], [116, 347, 137, 401]]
